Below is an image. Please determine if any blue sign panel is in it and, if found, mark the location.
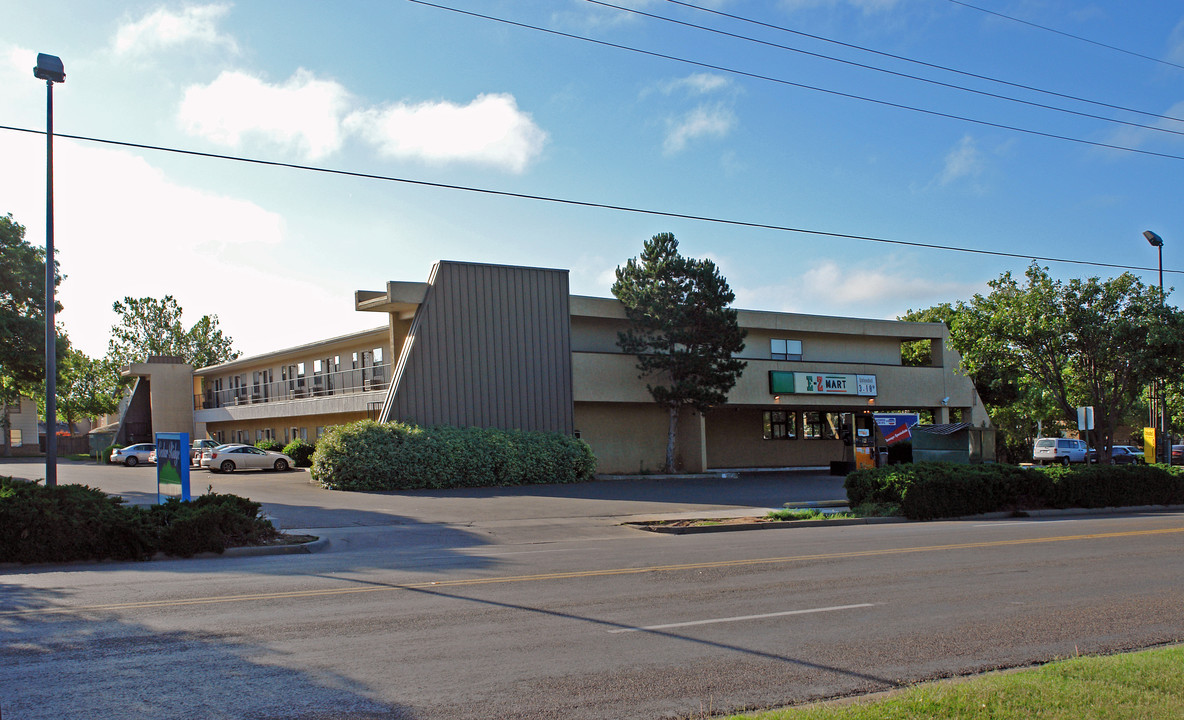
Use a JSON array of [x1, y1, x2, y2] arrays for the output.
[[155, 432, 191, 504]]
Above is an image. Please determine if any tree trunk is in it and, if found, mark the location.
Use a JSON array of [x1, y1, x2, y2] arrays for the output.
[[665, 405, 679, 474]]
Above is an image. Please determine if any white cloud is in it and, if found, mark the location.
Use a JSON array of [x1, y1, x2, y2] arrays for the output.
[[114, 4, 238, 56], [664, 103, 736, 155], [1105, 99, 1184, 152], [179, 69, 352, 160], [344, 93, 548, 173], [0, 132, 298, 358], [656, 73, 732, 96], [938, 135, 984, 186], [735, 260, 982, 317]]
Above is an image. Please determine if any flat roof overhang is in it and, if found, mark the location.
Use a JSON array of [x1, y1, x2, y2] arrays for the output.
[[355, 281, 429, 320]]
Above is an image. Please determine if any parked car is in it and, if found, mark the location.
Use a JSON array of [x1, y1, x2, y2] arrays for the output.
[[206, 444, 295, 473], [1032, 437, 1088, 466], [191, 438, 221, 465], [200, 443, 241, 470], [1109, 445, 1145, 465], [110, 443, 156, 467], [1172, 445, 1184, 464]]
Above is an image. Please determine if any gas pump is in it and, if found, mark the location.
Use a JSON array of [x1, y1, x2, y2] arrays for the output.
[[853, 413, 879, 470]]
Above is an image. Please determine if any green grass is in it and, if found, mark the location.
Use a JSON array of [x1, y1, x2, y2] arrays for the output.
[[726, 645, 1184, 720], [766, 508, 857, 522]]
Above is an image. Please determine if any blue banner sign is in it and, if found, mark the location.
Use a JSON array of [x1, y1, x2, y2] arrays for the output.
[[155, 432, 191, 503]]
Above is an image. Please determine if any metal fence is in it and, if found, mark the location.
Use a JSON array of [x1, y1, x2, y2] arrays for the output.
[[195, 362, 391, 410]]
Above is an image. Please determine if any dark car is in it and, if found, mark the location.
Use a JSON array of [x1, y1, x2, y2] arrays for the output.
[[1172, 445, 1184, 464], [1109, 445, 1144, 465]]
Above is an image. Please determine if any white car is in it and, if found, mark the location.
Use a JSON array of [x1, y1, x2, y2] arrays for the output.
[[206, 444, 295, 473], [1033, 437, 1088, 466], [110, 443, 156, 467]]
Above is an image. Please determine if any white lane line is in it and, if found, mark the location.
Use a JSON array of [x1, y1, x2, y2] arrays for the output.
[[608, 603, 877, 634]]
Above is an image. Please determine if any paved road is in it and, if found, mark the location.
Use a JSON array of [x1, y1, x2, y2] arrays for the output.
[[2, 459, 1182, 720]]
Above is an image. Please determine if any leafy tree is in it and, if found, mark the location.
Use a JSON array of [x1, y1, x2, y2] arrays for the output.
[[1, 213, 63, 455], [106, 295, 239, 371], [908, 264, 1184, 463], [612, 233, 747, 472], [57, 347, 120, 435]]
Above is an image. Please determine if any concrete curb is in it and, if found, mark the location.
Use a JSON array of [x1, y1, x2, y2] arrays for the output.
[[630, 517, 907, 535], [628, 504, 1184, 535]]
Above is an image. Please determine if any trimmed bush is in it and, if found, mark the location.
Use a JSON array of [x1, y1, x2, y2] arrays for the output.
[[846, 462, 1184, 521], [0, 478, 277, 564], [283, 438, 316, 467], [99, 444, 122, 465], [310, 420, 597, 491], [0, 478, 155, 563], [255, 439, 284, 452]]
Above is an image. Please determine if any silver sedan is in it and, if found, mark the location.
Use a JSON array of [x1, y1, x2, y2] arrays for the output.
[[206, 445, 294, 473]]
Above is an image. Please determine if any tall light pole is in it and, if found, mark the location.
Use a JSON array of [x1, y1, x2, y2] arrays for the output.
[[34, 53, 65, 487], [1145, 230, 1165, 464]]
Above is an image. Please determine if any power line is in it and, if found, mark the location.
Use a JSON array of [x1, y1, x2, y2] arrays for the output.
[[584, 0, 1184, 139], [2, 123, 1179, 277], [947, 0, 1184, 72], [406, 0, 1184, 163], [667, 0, 1184, 124]]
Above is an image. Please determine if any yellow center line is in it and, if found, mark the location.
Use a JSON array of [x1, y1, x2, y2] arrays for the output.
[[6, 526, 1182, 617]]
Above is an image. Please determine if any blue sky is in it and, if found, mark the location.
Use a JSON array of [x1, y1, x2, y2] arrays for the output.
[[3, 0, 1183, 359]]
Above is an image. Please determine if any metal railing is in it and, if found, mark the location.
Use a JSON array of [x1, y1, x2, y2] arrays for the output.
[[195, 362, 390, 410]]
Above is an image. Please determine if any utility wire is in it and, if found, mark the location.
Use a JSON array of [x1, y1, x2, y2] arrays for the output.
[[586, 0, 1184, 138], [667, 0, 1184, 124], [947, 0, 1184, 72], [406, 0, 1184, 163], [2, 123, 1179, 276]]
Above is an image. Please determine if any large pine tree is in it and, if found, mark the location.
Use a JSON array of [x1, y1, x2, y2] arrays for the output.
[[612, 233, 747, 472]]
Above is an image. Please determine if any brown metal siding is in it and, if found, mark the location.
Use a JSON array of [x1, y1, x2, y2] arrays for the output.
[[381, 261, 574, 434]]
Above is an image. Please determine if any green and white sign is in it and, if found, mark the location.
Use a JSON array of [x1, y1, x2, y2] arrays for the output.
[[768, 371, 877, 397]]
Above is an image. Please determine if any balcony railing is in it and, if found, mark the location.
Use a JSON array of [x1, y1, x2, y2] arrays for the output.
[[196, 362, 391, 410]]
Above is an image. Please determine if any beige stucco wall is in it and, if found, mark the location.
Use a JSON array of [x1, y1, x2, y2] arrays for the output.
[[124, 363, 195, 438], [705, 408, 846, 468], [204, 410, 369, 445], [575, 402, 706, 474]]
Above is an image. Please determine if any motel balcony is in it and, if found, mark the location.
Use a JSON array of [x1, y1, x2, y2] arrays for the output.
[[193, 363, 391, 425]]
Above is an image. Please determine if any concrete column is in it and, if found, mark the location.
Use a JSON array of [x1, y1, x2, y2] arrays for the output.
[[677, 408, 707, 472]]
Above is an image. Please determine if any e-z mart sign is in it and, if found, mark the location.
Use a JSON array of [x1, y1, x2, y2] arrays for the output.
[[768, 371, 877, 397]]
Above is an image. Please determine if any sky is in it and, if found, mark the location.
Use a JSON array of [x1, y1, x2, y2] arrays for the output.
[[3, 0, 1183, 361]]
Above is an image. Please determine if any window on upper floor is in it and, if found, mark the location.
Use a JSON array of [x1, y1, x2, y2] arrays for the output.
[[771, 338, 803, 361]]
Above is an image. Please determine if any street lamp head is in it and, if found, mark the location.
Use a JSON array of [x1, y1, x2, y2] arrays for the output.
[[33, 53, 65, 83], [1144, 230, 1164, 248]]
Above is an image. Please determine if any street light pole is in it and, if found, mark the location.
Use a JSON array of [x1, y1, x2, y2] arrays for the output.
[[34, 53, 65, 487], [1145, 230, 1165, 464]]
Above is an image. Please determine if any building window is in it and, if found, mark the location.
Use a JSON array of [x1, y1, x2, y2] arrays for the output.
[[804, 411, 840, 440], [316, 426, 325, 439], [771, 338, 803, 361], [762, 411, 795, 440], [9, 429, 22, 447]]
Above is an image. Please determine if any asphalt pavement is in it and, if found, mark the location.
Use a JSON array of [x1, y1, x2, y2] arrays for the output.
[[0, 457, 849, 549]]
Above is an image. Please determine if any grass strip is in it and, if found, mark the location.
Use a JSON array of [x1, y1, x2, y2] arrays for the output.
[[727, 645, 1184, 720]]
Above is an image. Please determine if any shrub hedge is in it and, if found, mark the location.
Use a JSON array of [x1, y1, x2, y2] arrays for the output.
[[255, 439, 285, 452], [283, 438, 316, 467], [0, 478, 278, 564], [310, 420, 597, 491], [845, 462, 1184, 521]]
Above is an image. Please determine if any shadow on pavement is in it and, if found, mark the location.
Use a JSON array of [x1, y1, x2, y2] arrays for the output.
[[0, 581, 414, 720], [355, 471, 848, 508]]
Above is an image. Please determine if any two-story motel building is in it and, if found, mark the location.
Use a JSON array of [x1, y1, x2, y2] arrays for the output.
[[116, 261, 987, 473]]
